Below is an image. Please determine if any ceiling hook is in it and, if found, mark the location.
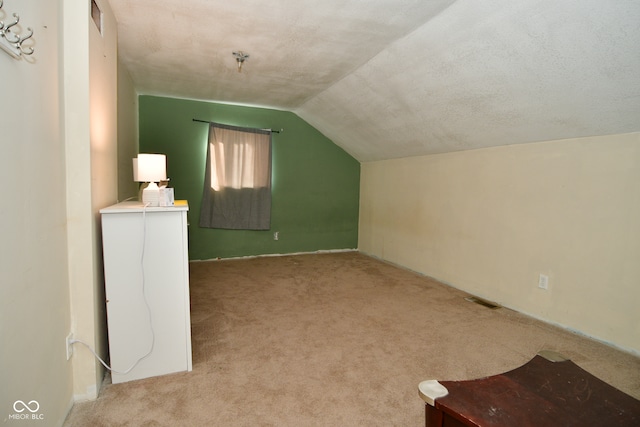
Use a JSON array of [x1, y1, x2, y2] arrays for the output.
[[232, 51, 249, 73]]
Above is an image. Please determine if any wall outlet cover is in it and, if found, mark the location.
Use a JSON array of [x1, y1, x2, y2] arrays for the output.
[[538, 274, 549, 290], [66, 333, 73, 360]]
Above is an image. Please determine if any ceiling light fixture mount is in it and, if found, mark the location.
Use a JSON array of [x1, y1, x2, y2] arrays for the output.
[[232, 51, 249, 73]]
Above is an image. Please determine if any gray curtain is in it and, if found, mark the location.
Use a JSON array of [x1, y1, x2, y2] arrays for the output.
[[199, 122, 272, 230]]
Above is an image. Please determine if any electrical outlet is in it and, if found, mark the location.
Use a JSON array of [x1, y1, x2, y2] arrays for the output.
[[538, 274, 549, 290], [66, 333, 74, 360]]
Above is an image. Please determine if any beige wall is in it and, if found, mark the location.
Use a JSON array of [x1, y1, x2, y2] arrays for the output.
[[0, 0, 121, 420], [117, 62, 139, 201], [65, 0, 119, 402], [89, 0, 119, 396], [359, 132, 640, 353], [0, 0, 74, 424]]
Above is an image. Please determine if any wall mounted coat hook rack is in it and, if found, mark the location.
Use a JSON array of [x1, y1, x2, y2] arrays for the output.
[[0, 0, 35, 59]]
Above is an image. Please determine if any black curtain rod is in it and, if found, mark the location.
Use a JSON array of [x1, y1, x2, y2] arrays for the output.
[[192, 118, 282, 133]]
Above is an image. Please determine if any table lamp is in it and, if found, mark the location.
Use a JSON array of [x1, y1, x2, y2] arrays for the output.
[[133, 154, 167, 206]]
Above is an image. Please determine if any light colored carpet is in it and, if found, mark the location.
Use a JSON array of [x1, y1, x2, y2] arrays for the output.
[[64, 252, 640, 426]]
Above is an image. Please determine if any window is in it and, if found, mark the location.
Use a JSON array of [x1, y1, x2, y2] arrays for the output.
[[199, 123, 272, 230]]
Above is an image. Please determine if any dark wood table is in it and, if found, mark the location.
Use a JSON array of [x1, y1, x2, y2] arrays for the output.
[[418, 351, 640, 427]]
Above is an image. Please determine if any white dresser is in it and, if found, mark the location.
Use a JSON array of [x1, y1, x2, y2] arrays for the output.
[[100, 201, 192, 383]]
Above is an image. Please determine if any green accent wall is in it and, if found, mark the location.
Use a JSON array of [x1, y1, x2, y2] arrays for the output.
[[139, 95, 360, 260]]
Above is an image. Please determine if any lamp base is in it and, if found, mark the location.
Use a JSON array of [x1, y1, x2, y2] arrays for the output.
[[142, 182, 160, 207]]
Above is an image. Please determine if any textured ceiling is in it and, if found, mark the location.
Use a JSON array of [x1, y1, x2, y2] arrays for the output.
[[109, 0, 640, 162]]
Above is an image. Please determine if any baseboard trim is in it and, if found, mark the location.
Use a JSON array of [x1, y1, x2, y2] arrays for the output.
[[190, 248, 358, 263]]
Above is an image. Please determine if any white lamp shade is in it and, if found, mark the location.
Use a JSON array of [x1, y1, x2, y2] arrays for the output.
[[133, 154, 167, 182]]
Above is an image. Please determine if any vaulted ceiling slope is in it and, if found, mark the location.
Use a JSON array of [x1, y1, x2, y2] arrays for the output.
[[110, 0, 640, 162]]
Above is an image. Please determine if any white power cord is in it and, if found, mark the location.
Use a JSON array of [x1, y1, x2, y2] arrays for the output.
[[70, 203, 156, 375]]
